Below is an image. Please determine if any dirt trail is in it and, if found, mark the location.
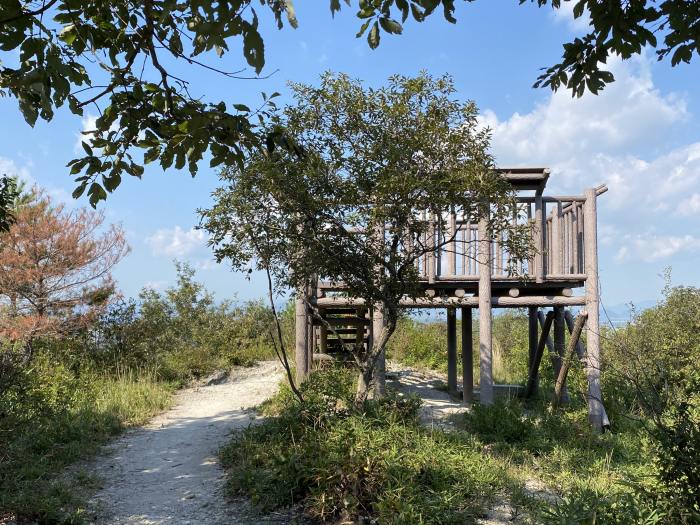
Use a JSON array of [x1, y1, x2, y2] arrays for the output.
[[86, 361, 284, 525]]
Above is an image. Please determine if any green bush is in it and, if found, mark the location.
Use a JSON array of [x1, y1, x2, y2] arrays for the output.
[[222, 367, 508, 524], [387, 310, 532, 385], [80, 262, 280, 383], [0, 353, 171, 522], [602, 283, 700, 522]]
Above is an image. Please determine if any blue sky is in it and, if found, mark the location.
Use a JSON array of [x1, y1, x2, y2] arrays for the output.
[[1, 1, 699, 310]]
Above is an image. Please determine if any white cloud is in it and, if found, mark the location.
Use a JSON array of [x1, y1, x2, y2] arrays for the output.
[[615, 233, 700, 263], [0, 156, 32, 182], [145, 226, 207, 257], [481, 56, 687, 194], [483, 55, 696, 202], [550, 1, 591, 32], [483, 54, 700, 277], [144, 280, 168, 291], [678, 193, 700, 215]]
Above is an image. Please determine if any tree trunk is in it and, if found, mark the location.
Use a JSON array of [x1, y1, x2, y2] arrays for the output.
[[354, 309, 396, 405]]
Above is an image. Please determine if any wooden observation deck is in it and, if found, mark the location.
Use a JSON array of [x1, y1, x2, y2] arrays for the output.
[[295, 168, 609, 430]]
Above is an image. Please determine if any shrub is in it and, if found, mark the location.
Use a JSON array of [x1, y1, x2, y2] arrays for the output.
[[221, 367, 507, 524], [0, 352, 171, 522]]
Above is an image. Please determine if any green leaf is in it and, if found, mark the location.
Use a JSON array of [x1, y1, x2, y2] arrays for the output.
[[88, 182, 107, 208], [233, 104, 251, 112], [379, 18, 402, 35], [103, 172, 121, 192], [356, 19, 371, 38], [368, 21, 380, 49], [243, 27, 265, 74], [82, 141, 93, 156]]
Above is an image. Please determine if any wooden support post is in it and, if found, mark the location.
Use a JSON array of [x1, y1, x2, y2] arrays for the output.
[[528, 307, 539, 394], [552, 312, 588, 409], [307, 310, 314, 373], [462, 307, 473, 406], [295, 294, 309, 384], [449, 211, 457, 277], [552, 306, 569, 403], [319, 323, 328, 354], [564, 310, 584, 360], [372, 305, 386, 398], [584, 188, 604, 431], [525, 311, 555, 398], [447, 308, 457, 396], [534, 196, 544, 282], [537, 309, 555, 352], [552, 202, 563, 275], [478, 214, 494, 405], [427, 215, 436, 284]]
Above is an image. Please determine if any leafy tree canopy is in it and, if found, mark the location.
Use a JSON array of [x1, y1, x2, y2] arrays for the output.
[[200, 72, 532, 400], [1, 1, 697, 206]]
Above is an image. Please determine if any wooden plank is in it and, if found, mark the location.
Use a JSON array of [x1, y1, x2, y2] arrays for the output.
[[552, 311, 588, 409], [478, 214, 494, 405], [524, 310, 555, 398], [462, 306, 473, 406], [584, 188, 604, 431]]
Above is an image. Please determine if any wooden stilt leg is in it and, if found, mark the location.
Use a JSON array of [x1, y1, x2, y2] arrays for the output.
[[553, 306, 569, 403], [461, 307, 473, 406], [525, 311, 555, 399], [553, 312, 587, 409], [478, 215, 493, 405], [584, 188, 604, 432], [528, 307, 539, 394], [295, 295, 308, 384], [447, 308, 457, 396]]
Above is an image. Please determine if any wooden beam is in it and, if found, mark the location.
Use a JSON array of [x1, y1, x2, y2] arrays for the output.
[[584, 188, 604, 431], [447, 308, 457, 396], [552, 312, 588, 409], [478, 214, 494, 405], [525, 310, 555, 398], [462, 307, 473, 406], [316, 295, 587, 308]]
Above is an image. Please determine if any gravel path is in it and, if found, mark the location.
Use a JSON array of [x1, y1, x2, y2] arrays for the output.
[[86, 361, 285, 524]]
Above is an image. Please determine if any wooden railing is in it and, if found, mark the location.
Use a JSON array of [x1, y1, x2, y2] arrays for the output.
[[414, 186, 606, 283]]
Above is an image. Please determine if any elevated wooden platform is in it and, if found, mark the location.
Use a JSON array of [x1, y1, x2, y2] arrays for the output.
[[295, 168, 608, 431]]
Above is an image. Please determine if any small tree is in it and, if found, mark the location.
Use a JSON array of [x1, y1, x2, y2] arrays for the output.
[[201, 72, 531, 403], [0, 191, 129, 361]]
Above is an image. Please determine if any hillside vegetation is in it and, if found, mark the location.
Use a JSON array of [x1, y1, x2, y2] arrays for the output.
[[0, 263, 279, 522], [224, 285, 700, 524]]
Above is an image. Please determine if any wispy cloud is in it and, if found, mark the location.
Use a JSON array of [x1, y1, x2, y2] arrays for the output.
[[145, 226, 207, 257]]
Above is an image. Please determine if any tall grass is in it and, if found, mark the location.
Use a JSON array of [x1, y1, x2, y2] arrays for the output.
[[0, 359, 172, 522]]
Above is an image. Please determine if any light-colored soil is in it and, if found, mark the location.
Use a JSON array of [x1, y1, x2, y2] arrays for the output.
[[86, 361, 288, 525]]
